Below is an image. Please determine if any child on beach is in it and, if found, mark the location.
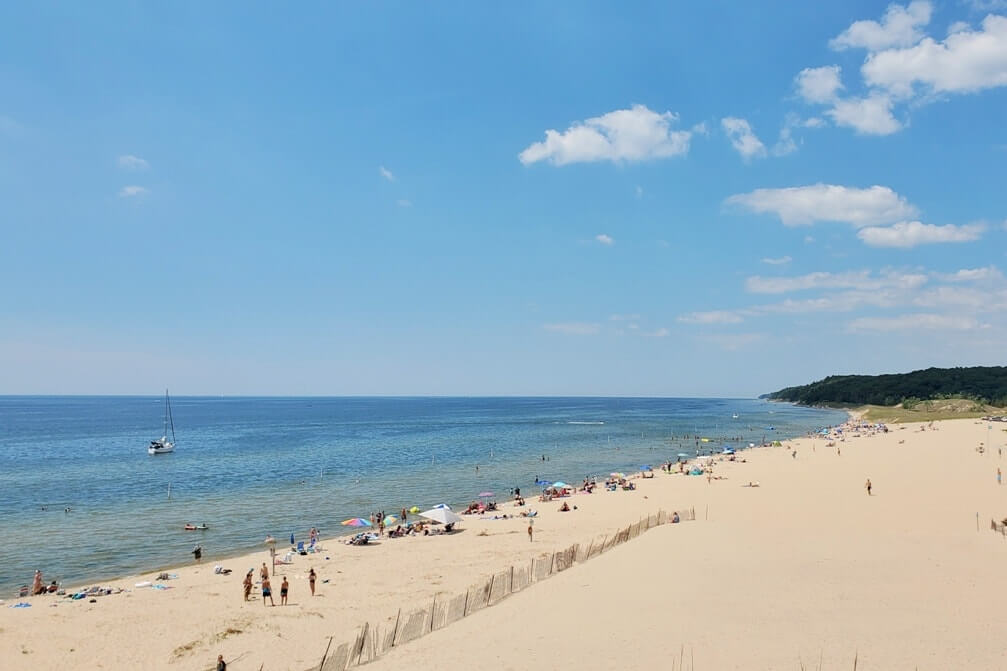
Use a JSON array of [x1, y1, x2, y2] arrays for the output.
[[280, 576, 289, 605]]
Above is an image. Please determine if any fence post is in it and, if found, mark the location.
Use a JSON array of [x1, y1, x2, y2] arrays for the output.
[[429, 594, 436, 633], [389, 610, 401, 648], [318, 636, 333, 671], [510, 565, 514, 593]]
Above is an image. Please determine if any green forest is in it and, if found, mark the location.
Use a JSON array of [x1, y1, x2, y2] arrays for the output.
[[765, 366, 1007, 407]]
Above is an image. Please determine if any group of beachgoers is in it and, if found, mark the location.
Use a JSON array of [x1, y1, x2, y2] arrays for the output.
[[241, 561, 316, 607]]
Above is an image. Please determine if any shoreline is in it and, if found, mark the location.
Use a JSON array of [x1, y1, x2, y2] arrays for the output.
[[9, 413, 951, 671], [4, 402, 842, 597]]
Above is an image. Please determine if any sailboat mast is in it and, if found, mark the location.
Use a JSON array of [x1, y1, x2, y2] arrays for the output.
[[167, 390, 176, 444]]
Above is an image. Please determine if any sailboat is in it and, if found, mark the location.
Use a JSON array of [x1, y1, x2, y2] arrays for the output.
[[148, 389, 176, 455]]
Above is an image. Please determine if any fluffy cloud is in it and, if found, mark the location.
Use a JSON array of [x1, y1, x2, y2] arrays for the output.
[[543, 322, 600, 335], [677, 311, 745, 324], [721, 117, 767, 160], [379, 166, 395, 181], [745, 270, 928, 294], [796, 66, 844, 103], [519, 105, 693, 166], [829, 1, 933, 51], [595, 234, 614, 246], [826, 94, 901, 135], [847, 313, 985, 331], [725, 183, 917, 227], [857, 221, 985, 247], [938, 266, 1004, 282], [118, 185, 149, 198], [761, 256, 793, 265], [117, 155, 149, 170], [862, 14, 1007, 97]]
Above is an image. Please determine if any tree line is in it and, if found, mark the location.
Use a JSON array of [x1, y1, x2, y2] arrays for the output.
[[764, 366, 1007, 407]]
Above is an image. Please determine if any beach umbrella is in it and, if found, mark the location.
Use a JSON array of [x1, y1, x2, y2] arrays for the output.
[[341, 518, 372, 527], [419, 508, 463, 525], [676, 453, 689, 458], [610, 472, 625, 478], [409, 506, 420, 513], [383, 515, 398, 526], [478, 491, 494, 498], [552, 481, 569, 489], [640, 465, 652, 471], [432, 503, 451, 510]]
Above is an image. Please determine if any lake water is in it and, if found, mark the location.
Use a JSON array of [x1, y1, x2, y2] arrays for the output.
[[0, 396, 846, 593]]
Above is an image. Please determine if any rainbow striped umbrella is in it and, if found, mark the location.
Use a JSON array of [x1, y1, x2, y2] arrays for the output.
[[341, 518, 372, 527]]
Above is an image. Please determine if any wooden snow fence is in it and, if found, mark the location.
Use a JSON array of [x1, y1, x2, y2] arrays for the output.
[[313, 507, 693, 669]]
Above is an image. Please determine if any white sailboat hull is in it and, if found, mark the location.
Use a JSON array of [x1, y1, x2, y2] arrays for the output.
[[148, 440, 174, 455]]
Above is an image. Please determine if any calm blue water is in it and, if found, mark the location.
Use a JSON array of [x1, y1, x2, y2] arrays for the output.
[[0, 396, 845, 593]]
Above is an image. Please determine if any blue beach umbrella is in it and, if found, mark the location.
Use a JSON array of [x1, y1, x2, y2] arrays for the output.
[[552, 481, 569, 489]]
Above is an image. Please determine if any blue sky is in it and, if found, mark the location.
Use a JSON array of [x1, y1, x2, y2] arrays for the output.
[[1, 1, 1005, 396]]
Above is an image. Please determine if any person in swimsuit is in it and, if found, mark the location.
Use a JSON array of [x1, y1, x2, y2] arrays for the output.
[[280, 576, 289, 605], [216, 654, 227, 671], [308, 568, 316, 596], [192, 545, 202, 563], [261, 576, 274, 606], [260, 563, 269, 581], [865, 478, 872, 496], [243, 570, 253, 601]]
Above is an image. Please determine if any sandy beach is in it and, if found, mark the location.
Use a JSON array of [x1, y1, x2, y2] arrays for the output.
[[4, 416, 1006, 670]]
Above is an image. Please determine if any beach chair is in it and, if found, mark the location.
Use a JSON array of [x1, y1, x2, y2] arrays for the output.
[[296, 541, 306, 555]]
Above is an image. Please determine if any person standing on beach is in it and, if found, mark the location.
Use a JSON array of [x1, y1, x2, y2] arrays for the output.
[[308, 568, 316, 596], [280, 576, 289, 605], [527, 521, 534, 542], [243, 570, 253, 601], [865, 478, 872, 496], [261, 576, 274, 606], [216, 654, 227, 671], [260, 562, 269, 581], [997, 467, 1002, 485], [192, 545, 202, 563]]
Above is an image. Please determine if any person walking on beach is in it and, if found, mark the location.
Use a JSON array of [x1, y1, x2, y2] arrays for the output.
[[261, 576, 274, 606], [527, 521, 534, 542], [865, 478, 872, 496], [308, 568, 316, 596], [243, 570, 253, 601], [192, 545, 202, 563], [997, 467, 1002, 485], [216, 654, 227, 671], [280, 576, 289, 605]]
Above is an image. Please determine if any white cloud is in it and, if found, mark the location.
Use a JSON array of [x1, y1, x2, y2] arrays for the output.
[[379, 166, 395, 182], [948, 20, 971, 35], [803, 117, 827, 128], [772, 126, 798, 156], [847, 313, 984, 332], [826, 94, 901, 135], [596, 233, 614, 246], [677, 310, 745, 324], [937, 265, 1003, 282], [856, 221, 985, 247], [761, 256, 793, 265], [829, 1, 933, 52], [543, 322, 600, 335], [643, 327, 670, 337], [117, 155, 149, 170], [519, 105, 693, 166], [863, 14, 1007, 97], [118, 185, 149, 198], [796, 65, 844, 103], [745, 269, 928, 294], [721, 117, 767, 160], [397, 199, 412, 208], [725, 183, 918, 227]]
